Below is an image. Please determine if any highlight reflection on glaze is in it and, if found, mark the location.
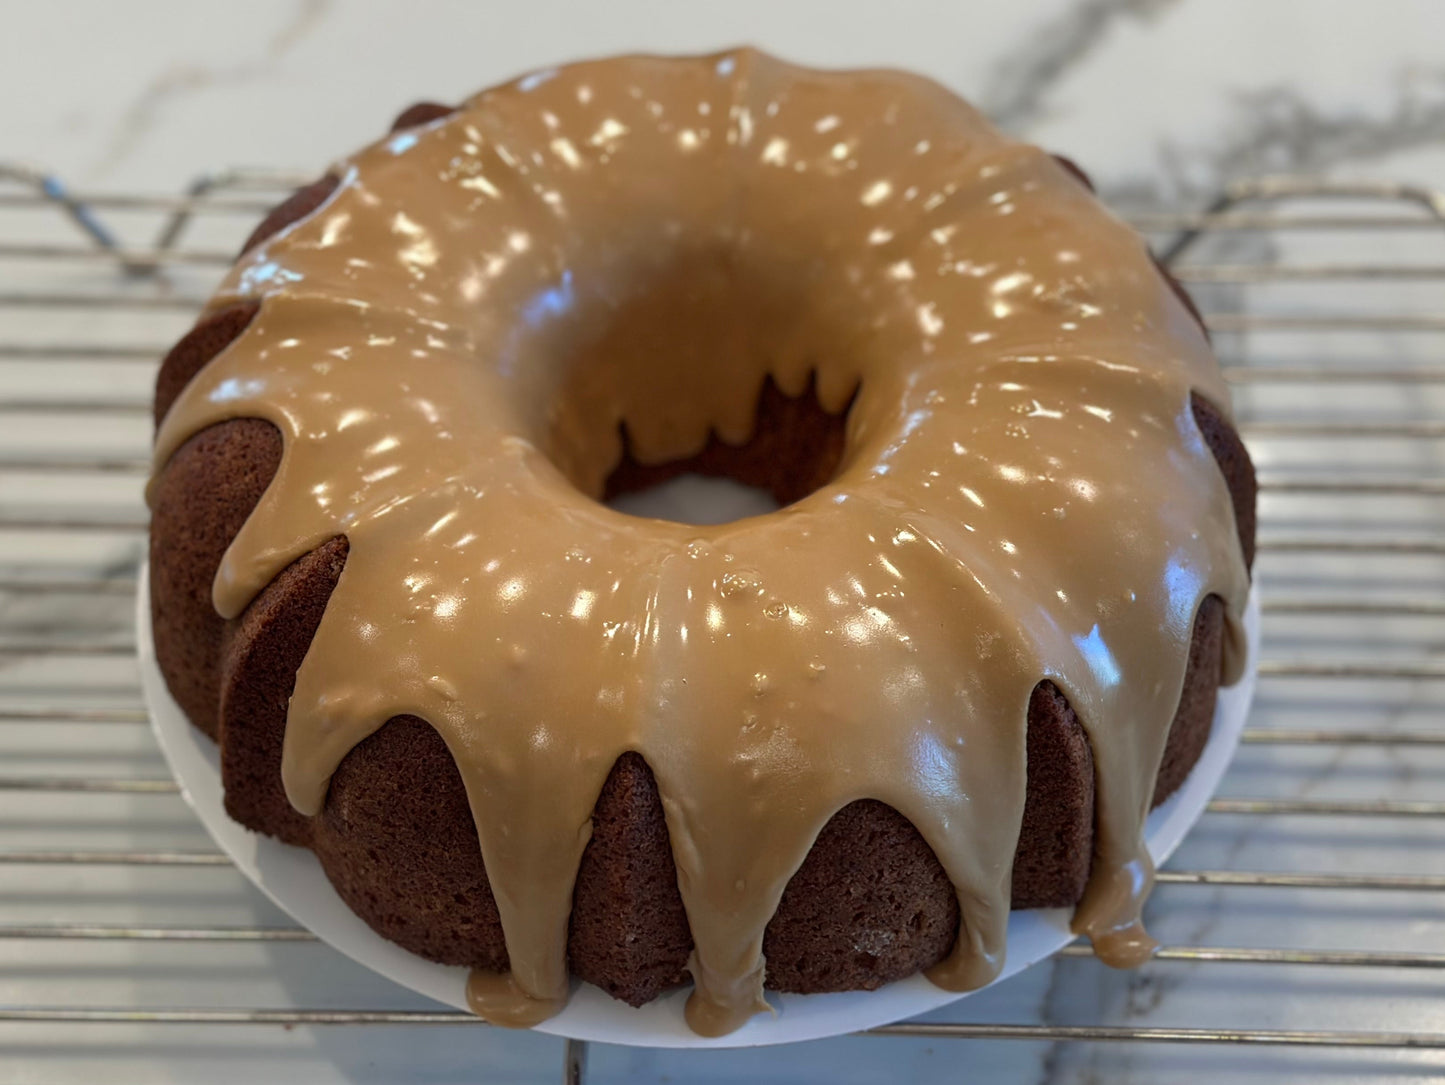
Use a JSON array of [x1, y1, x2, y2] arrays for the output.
[[150, 48, 1250, 1037]]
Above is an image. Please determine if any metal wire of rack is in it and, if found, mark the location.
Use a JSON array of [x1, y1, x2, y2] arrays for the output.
[[0, 167, 1442, 1083]]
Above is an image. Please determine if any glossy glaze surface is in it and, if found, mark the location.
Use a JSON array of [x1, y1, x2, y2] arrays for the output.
[[149, 48, 1249, 1037]]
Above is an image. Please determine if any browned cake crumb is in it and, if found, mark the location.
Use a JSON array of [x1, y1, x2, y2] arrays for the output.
[[238, 175, 340, 257], [153, 302, 259, 428], [149, 418, 280, 738], [390, 102, 457, 131]]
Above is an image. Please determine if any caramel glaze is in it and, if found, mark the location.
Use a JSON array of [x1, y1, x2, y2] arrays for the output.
[[149, 49, 1250, 1036]]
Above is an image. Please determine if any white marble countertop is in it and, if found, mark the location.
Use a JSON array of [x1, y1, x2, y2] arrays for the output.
[[6, 0, 1445, 203], [2, 2, 1444, 1083]]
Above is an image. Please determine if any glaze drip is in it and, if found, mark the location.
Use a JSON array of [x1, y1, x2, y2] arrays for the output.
[[150, 49, 1250, 1036]]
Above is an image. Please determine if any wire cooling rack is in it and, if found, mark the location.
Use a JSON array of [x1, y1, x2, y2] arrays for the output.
[[0, 167, 1442, 1084]]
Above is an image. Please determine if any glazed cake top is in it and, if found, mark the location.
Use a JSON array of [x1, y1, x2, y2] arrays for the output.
[[152, 48, 1249, 1036]]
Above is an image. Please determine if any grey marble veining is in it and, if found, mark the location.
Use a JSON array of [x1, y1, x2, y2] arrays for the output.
[[979, 0, 1184, 131]]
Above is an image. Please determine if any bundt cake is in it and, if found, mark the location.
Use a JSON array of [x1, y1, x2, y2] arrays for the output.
[[148, 48, 1256, 1037]]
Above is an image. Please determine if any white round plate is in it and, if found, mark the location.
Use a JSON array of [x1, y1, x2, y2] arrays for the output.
[[139, 563, 1258, 1048]]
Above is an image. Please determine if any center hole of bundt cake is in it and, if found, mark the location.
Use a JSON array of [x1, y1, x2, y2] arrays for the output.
[[602, 374, 854, 524], [535, 246, 860, 524]]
